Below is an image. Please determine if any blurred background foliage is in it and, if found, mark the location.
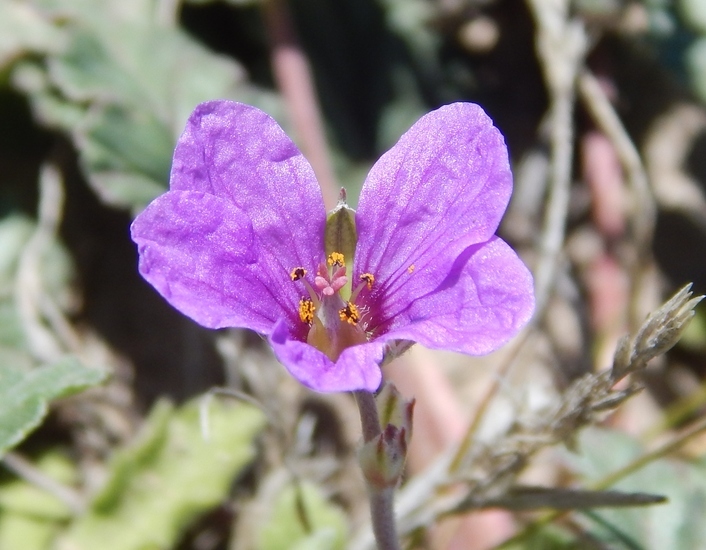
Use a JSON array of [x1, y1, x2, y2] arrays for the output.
[[2, 0, 706, 548]]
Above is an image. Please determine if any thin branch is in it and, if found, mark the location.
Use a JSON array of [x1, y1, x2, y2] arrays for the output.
[[388, 285, 701, 541], [525, 0, 587, 315], [578, 70, 655, 254], [448, 329, 531, 474], [15, 164, 66, 363], [494, 412, 706, 549], [577, 69, 657, 328]]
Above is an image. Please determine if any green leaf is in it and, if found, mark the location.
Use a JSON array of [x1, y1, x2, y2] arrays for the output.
[[566, 427, 706, 550], [11, 2, 275, 211], [0, 357, 106, 457], [47, 29, 137, 103], [256, 481, 348, 550], [0, 2, 66, 70], [32, 0, 154, 25], [0, 513, 58, 550], [79, 105, 174, 190], [58, 397, 265, 550], [0, 452, 74, 550], [0, 302, 28, 352], [36, 20, 254, 211], [83, 171, 168, 209], [0, 451, 75, 520]]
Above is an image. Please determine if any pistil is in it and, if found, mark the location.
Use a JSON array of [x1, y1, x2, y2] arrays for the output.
[[291, 251, 370, 361]]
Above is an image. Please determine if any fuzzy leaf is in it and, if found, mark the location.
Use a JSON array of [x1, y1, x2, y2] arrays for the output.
[[567, 427, 706, 550], [0, 451, 76, 550], [0, 452, 75, 520], [57, 398, 265, 550], [257, 482, 348, 550], [0, 357, 106, 458], [0, 2, 65, 69]]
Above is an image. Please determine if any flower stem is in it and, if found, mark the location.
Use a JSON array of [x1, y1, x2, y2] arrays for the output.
[[355, 390, 381, 443], [354, 390, 402, 550]]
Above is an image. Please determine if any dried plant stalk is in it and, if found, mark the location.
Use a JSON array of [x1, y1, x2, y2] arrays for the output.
[[384, 284, 703, 543]]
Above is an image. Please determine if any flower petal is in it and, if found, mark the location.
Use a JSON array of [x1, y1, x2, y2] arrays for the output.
[[370, 236, 534, 355], [270, 320, 383, 392], [354, 102, 512, 299], [169, 100, 326, 291], [131, 190, 306, 336]]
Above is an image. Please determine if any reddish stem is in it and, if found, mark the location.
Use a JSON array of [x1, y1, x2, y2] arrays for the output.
[[263, 0, 339, 209]]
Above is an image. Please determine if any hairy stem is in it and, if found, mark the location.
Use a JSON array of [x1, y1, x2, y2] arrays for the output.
[[354, 390, 402, 550]]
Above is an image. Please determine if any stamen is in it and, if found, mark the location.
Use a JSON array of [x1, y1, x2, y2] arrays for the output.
[[339, 302, 360, 325], [298, 298, 315, 324], [350, 272, 374, 302], [327, 252, 345, 268], [360, 273, 374, 290], [290, 267, 307, 281]]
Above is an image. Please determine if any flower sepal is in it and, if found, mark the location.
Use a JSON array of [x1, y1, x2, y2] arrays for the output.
[[358, 424, 409, 490], [377, 382, 415, 438], [382, 340, 415, 367], [358, 382, 415, 489]]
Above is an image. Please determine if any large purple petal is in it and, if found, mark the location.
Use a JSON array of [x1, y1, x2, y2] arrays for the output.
[[132, 190, 306, 336], [354, 103, 512, 304], [269, 320, 383, 392], [369, 236, 534, 354], [169, 100, 326, 295]]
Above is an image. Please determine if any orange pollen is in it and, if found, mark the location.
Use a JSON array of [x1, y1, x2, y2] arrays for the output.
[[290, 267, 307, 281], [339, 302, 360, 325], [327, 252, 345, 268], [360, 273, 374, 290], [298, 298, 315, 323]]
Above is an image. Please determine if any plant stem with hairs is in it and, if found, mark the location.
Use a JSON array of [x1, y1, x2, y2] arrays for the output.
[[355, 390, 403, 550]]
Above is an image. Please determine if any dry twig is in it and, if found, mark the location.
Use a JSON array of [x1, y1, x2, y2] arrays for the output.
[[374, 285, 703, 544], [526, 0, 587, 315]]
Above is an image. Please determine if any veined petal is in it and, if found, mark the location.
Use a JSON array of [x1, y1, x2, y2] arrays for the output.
[[370, 236, 534, 354], [354, 103, 512, 299], [170, 100, 326, 290], [270, 320, 383, 392], [131, 190, 305, 336]]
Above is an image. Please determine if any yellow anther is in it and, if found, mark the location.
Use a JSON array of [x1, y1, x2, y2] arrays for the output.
[[290, 267, 307, 281], [338, 302, 360, 325], [327, 252, 345, 268], [298, 298, 315, 324], [360, 273, 375, 290], [407, 264, 415, 274]]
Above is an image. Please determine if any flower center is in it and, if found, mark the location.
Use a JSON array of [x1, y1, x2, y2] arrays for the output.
[[291, 252, 374, 361]]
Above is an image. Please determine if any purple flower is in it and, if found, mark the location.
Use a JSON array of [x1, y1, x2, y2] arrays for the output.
[[131, 100, 534, 393]]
